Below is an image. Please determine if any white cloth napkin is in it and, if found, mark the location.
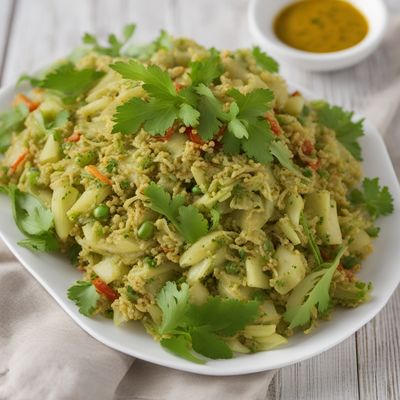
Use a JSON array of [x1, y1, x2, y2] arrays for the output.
[[0, 245, 273, 400], [1, 15, 400, 400]]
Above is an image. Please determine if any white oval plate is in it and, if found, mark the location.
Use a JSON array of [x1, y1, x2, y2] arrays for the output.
[[0, 81, 399, 376]]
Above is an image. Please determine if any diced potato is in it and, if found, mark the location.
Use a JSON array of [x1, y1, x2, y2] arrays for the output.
[[246, 255, 269, 289], [67, 186, 111, 220], [194, 185, 234, 209], [276, 217, 301, 245], [271, 246, 306, 295], [225, 338, 250, 354], [236, 199, 274, 231], [305, 191, 343, 245], [81, 223, 144, 256], [93, 257, 130, 284], [218, 271, 253, 300], [286, 193, 304, 226], [283, 96, 305, 116], [51, 183, 79, 240], [39, 134, 61, 164], [254, 333, 288, 350], [189, 281, 209, 305], [179, 231, 229, 267], [259, 300, 281, 324], [243, 324, 276, 338], [348, 229, 372, 253], [39, 97, 64, 120], [187, 258, 213, 283]]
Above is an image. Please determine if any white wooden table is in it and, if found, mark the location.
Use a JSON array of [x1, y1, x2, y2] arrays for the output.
[[0, 1, 399, 398]]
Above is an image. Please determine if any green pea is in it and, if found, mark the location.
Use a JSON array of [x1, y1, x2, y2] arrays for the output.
[[138, 221, 154, 240], [225, 262, 240, 275], [126, 285, 139, 302], [76, 151, 97, 167], [191, 185, 202, 194], [93, 204, 110, 220], [144, 256, 156, 268], [27, 167, 40, 186], [302, 167, 313, 178]]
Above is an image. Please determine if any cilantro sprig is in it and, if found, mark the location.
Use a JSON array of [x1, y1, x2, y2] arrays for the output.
[[252, 46, 279, 73], [157, 281, 260, 362], [111, 44, 296, 168], [284, 246, 346, 329], [0, 103, 29, 153], [83, 23, 136, 57], [349, 177, 394, 219], [144, 182, 209, 243], [21, 63, 104, 103], [67, 281, 100, 316], [315, 103, 364, 161], [7, 185, 59, 252]]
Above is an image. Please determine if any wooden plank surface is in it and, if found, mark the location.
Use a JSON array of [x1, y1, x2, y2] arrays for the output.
[[0, 0, 14, 83], [0, 1, 399, 399]]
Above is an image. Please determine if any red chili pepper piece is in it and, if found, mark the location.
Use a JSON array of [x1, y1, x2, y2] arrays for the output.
[[92, 278, 119, 302]]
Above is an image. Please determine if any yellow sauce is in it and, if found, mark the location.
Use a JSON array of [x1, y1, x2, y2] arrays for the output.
[[274, 0, 369, 53]]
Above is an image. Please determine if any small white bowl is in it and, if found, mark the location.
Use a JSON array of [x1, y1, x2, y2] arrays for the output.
[[248, 0, 388, 72]]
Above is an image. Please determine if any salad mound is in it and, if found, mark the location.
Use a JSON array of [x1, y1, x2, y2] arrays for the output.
[[0, 25, 394, 363]]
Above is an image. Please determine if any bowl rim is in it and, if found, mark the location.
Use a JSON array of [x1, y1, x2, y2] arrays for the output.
[[248, 0, 388, 62]]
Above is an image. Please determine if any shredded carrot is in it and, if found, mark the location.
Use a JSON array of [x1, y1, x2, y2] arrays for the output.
[[302, 139, 314, 155], [65, 131, 81, 142], [308, 158, 321, 171], [13, 94, 39, 112], [85, 165, 113, 186], [154, 127, 174, 142], [174, 82, 184, 92], [9, 150, 29, 174], [265, 114, 281, 136], [185, 127, 205, 145]]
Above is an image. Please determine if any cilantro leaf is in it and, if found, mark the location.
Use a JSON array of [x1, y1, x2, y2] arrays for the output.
[[111, 60, 177, 100], [190, 49, 223, 87], [222, 130, 241, 155], [156, 281, 260, 363], [144, 182, 183, 226], [123, 29, 173, 60], [9, 185, 53, 236], [0, 103, 29, 153], [112, 98, 149, 134], [8, 186, 59, 252], [144, 182, 209, 243], [284, 246, 346, 329], [241, 121, 274, 164], [349, 177, 394, 218], [161, 336, 204, 364], [37, 63, 104, 102], [252, 46, 279, 73], [157, 281, 189, 334], [270, 141, 297, 172], [67, 281, 100, 317], [316, 103, 364, 161], [18, 234, 59, 252], [178, 103, 200, 127], [186, 297, 260, 336], [195, 84, 224, 141], [83, 23, 136, 57], [191, 327, 232, 359], [178, 205, 209, 243], [227, 88, 274, 121]]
